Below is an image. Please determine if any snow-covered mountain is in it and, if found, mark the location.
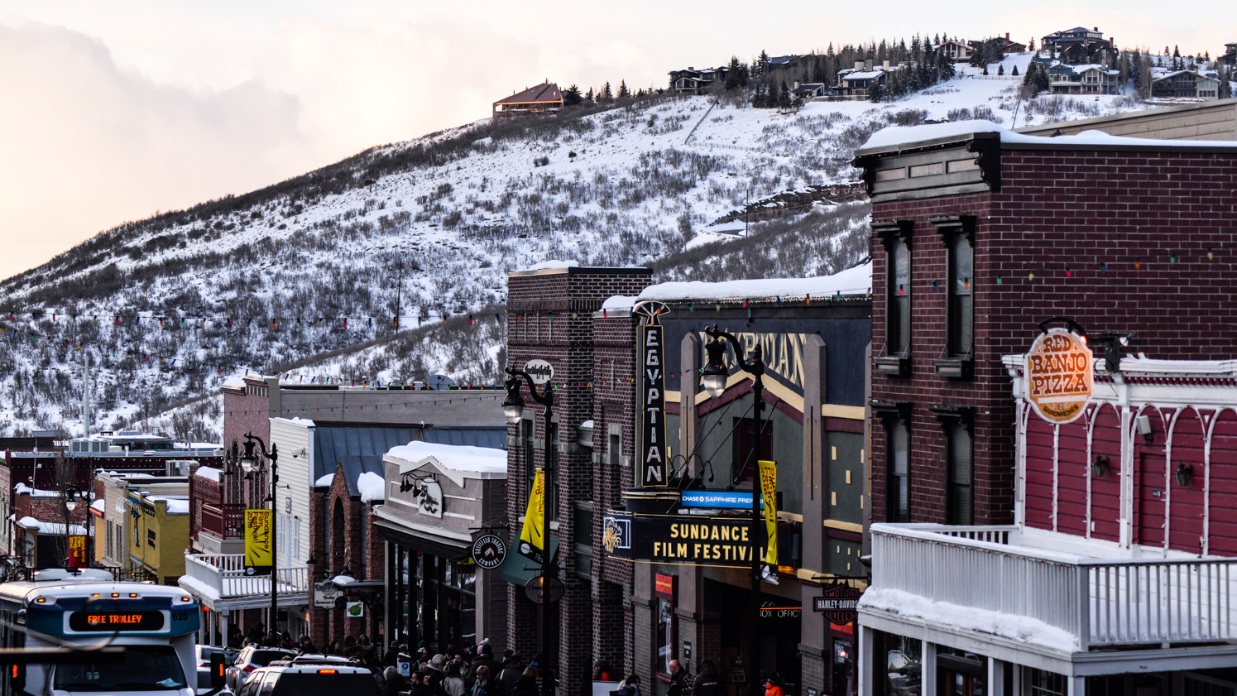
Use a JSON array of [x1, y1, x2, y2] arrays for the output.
[[0, 53, 1166, 439]]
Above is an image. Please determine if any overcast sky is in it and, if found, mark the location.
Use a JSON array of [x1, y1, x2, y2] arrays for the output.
[[0, 1, 1229, 282]]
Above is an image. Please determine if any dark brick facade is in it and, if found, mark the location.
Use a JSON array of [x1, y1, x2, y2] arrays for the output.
[[505, 267, 653, 696], [864, 138, 1237, 527]]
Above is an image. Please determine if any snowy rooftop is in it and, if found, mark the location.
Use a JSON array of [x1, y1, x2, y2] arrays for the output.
[[194, 466, 222, 482], [386, 440, 507, 485], [604, 261, 872, 310], [859, 119, 1237, 154]]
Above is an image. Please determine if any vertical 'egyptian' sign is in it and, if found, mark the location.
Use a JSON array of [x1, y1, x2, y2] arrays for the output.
[[633, 301, 671, 487], [642, 323, 667, 486]]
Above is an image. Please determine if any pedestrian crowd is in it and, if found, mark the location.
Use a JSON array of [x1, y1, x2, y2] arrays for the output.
[[231, 628, 546, 696]]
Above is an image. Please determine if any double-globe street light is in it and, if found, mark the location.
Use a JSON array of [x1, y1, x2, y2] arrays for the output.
[[700, 325, 769, 694], [502, 365, 557, 696], [238, 432, 280, 637]]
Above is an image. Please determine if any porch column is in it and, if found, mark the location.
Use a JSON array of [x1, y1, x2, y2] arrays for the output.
[[988, 659, 1006, 696], [857, 625, 874, 696], [921, 643, 937, 696], [221, 611, 230, 648], [1067, 676, 1086, 696]]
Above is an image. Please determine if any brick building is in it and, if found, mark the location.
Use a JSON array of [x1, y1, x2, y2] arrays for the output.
[[504, 264, 875, 696], [852, 121, 1237, 695], [503, 265, 654, 696]]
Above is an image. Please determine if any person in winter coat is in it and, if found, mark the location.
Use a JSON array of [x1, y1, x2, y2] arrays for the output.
[[691, 660, 722, 696], [472, 664, 495, 696], [381, 666, 410, 696], [615, 674, 642, 696], [668, 660, 689, 696], [509, 666, 539, 696], [764, 673, 784, 696], [442, 663, 468, 696]]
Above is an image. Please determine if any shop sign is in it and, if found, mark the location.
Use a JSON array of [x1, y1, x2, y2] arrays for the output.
[[314, 580, 340, 609], [243, 508, 272, 575], [523, 359, 554, 385], [67, 535, 88, 569], [680, 490, 759, 510], [641, 324, 668, 487], [601, 512, 765, 569], [759, 600, 801, 620], [471, 534, 508, 570], [655, 573, 674, 598], [1025, 328, 1093, 424], [346, 601, 365, 618], [812, 583, 863, 625]]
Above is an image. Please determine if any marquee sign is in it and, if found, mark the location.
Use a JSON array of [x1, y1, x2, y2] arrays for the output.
[[635, 301, 670, 488], [601, 512, 766, 569], [1025, 328, 1093, 424]]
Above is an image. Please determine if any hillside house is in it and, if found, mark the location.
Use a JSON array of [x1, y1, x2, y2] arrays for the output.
[[1152, 70, 1223, 100], [492, 82, 564, 118], [839, 62, 904, 97], [669, 67, 727, 95], [1041, 26, 1115, 65], [936, 39, 973, 62], [991, 32, 1027, 54], [792, 81, 832, 99], [1047, 63, 1120, 95], [1221, 42, 1236, 66]]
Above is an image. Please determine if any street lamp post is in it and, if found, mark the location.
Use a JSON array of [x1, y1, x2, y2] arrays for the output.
[[502, 366, 556, 696], [239, 432, 279, 638], [700, 325, 767, 694]]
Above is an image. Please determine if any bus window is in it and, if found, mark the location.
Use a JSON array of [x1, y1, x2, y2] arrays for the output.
[[54, 645, 187, 691]]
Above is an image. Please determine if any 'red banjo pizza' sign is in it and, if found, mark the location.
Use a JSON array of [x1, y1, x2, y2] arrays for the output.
[[1025, 328, 1093, 424]]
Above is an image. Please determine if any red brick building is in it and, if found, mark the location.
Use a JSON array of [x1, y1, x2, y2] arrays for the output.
[[853, 122, 1237, 696]]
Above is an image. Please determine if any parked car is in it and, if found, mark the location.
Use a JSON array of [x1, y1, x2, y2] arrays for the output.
[[196, 645, 239, 693], [235, 663, 379, 696], [225, 646, 297, 691]]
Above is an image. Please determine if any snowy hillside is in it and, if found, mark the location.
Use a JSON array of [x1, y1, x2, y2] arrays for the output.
[[0, 52, 1165, 439]]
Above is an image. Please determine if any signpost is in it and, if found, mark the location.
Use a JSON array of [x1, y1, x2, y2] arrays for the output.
[[812, 583, 863, 625], [471, 534, 508, 570], [523, 359, 554, 385]]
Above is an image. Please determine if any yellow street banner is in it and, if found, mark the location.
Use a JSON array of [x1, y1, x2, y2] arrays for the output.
[[518, 468, 546, 564], [244, 508, 273, 574], [759, 460, 778, 567]]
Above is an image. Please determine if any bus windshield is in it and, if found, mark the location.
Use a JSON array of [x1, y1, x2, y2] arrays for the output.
[[53, 645, 188, 692]]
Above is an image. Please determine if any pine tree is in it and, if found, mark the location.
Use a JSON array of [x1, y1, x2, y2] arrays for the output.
[[618, 80, 630, 99], [757, 49, 769, 76], [1011, 65, 1019, 76], [585, 87, 595, 103], [563, 84, 583, 106], [997, 64, 1005, 76], [602, 82, 613, 101], [778, 80, 792, 109]]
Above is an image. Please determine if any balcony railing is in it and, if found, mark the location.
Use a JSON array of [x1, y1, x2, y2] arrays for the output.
[[183, 553, 309, 602], [198, 503, 245, 540], [869, 524, 1237, 650]]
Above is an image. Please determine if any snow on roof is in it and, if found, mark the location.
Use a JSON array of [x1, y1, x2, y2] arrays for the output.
[[860, 119, 1237, 153], [861, 587, 1078, 651], [275, 416, 315, 427], [13, 483, 60, 497], [221, 374, 249, 389], [90, 499, 105, 512], [194, 466, 222, 482], [358, 471, 385, 503], [386, 441, 507, 486], [16, 517, 87, 536], [521, 260, 579, 271], [629, 262, 872, 304], [148, 497, 190, 514], [315, 473, 335, 487]]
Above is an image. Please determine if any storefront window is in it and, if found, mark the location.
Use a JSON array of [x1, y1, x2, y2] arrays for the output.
[[882, 633, 921, 696], [1025, 668, 1066, 696], [656, 597, 674, 675]]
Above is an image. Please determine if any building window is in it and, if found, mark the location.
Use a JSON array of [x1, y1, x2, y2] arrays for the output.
[[933, 216, 976, 378], [573, 501, 594, 580], [874, 220, 914, 377], [933, 405, 976, 525], [874, 401, 912, 523], [359, 506, 369, 572], [732, 417, 771, 486], [1024, 668, 1066, 696]]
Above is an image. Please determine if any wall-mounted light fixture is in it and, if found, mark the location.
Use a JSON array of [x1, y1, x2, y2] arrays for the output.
[[1091, 455, 1110, 478], [1176, 463, 1194, 487], [1136, 415, 1154, 445]]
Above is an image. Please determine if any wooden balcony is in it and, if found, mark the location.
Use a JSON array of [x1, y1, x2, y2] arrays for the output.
[[180, 553, 309, 611], [867, 524, 1237, 651], [198, 503, 245, 540]]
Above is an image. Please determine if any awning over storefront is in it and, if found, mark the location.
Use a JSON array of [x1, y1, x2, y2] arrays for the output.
[[373, 514, 471, 560]]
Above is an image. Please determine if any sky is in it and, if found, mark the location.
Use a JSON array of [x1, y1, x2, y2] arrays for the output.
[[0, 1, 1229, 283]]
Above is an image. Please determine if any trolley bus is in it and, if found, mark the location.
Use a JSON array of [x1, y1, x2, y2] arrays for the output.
[[0, 571, 201, 695]]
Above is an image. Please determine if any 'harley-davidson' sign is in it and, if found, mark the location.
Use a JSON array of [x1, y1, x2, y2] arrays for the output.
[[812, 583, 863, 625]]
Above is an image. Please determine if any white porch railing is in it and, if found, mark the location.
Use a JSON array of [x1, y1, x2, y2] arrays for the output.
[[183, 553, 309, 602], [869, 524, 1237, 650]]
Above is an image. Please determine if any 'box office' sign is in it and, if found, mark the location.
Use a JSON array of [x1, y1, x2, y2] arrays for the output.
[[602, 512, 768, 568]]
